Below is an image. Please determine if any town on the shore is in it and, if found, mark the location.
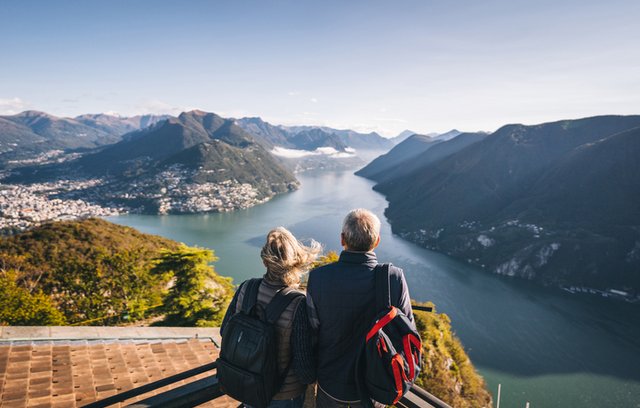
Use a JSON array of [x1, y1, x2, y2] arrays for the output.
[[0, 165, 270, 233]]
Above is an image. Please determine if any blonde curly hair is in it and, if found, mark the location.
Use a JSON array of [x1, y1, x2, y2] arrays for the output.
[[261, 227, 321, 287]]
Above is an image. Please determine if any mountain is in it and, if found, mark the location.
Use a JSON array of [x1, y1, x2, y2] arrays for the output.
[[85, 110, 296, 192], [233, 117, 381, 172], [162, 138, 299, 192], [71, 110, 252, 173], [356, 134, 442, 180], [0, 117, 46, 156], [431, 129, 462, 141], [74, 113, 170, 137], [515, 126, 640, 226], [4, 111, 115, 146], [359, 132, 487, 183], [0, 111, 169, 166], [234, 117, 292, 148], [287, 128, 348, 151], [0, 111, 118, 163], [374, 115, 640, 291], [389, 129, 419, 145], [235, 118, 394, 151], [360, 129, 464, 175], [333, 129, 394, 151], [388, 129, 461, 146], [285, 125, 394, 151], [6, 110, 298, 214], [389, 129, 430, 145]]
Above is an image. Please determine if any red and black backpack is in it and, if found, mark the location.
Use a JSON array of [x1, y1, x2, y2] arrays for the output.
[[356, 264, 422, 406]]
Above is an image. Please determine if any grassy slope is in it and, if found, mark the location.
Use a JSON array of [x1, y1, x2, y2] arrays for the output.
[[414, 301, 493, 408]]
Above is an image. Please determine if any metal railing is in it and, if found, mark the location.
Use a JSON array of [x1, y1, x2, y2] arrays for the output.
[[412, 305, 433, 313], [83, 361, 451, 408], [398, 385, 452, 408], [84, 305, 443, 408], [83, 362, 219, 408]]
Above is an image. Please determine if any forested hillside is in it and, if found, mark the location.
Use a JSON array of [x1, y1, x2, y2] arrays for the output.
[[0, 218, 233, 326], [366, 115, 640, 291]]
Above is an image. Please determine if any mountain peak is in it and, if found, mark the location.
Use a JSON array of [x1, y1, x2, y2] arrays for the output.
[[180, 109, 213, 118], [397, 129, 416, 138], [431, 129, 462, 141], [12, 110, 56, 119]]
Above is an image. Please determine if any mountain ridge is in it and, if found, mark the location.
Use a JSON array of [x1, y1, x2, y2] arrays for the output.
[[356, 134, 443, 180], [366, 114, 640, 291], [5, 110, 298, 215], [361, 132, 487, 184], [0, 111, 169, 166]]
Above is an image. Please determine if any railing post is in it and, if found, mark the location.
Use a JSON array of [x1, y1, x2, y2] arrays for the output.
[[496, 384, 501, 408]]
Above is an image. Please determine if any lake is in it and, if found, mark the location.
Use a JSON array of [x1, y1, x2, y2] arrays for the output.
[[110, 170, 640, 408]]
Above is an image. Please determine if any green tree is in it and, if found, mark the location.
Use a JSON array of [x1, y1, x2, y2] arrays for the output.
[[0, 219, 181, 325], [0, 271, 65, 325], [98, 250, 166, 321], [312, 250, 339, 268], [151, 245, 233, 327], [52, 248, 167, 324]]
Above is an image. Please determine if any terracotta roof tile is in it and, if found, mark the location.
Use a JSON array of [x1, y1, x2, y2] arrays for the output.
[[0, 327, 236, 407]]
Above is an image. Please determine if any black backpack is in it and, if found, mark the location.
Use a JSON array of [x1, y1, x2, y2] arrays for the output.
[[217, 278, 304, 408], [356, 264, 422, 406]]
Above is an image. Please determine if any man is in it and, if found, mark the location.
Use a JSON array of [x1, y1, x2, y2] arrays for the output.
[[306, 208, 414, 407]]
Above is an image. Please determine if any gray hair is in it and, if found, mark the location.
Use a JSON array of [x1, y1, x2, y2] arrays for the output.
[[341, 209, 381, 251], [261, 227, 321, 287]]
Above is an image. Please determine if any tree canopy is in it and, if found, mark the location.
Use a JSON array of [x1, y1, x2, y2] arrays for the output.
[[151, 245, 233, 327], [0, 270, 65, 325], [0, 219, 232, 326]]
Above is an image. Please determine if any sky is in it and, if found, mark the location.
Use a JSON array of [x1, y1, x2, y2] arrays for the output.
[[1, 0, 639, 136]]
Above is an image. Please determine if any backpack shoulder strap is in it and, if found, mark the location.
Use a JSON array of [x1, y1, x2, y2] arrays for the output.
[[375, 263, 391, 312], [265, 287, 305, 324], [240, 278, 262, 314]]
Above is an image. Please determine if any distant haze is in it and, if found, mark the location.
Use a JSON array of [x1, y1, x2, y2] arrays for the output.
[[1, 0, 639, 136]]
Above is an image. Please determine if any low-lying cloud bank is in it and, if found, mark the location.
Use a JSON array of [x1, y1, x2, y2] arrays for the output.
[[271, 146, 356, 159]]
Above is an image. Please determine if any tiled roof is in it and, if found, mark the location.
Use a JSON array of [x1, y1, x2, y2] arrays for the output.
[[0, 327, 237, 408]]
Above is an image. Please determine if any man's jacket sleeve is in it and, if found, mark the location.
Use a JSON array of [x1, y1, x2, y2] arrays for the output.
[[392, 267, 414, 325]]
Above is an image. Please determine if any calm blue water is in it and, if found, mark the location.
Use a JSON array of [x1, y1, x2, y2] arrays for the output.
[[109, 170, 640, 408]]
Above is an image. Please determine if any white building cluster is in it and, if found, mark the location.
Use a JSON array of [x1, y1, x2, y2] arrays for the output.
[[0, 182, 122, 231], [0, 164, 271, 232], [118, 165, 268, 214], [155, 181, 266, 214]]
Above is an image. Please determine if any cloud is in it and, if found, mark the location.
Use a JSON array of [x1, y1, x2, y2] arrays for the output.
[[271, 147, 317, 158], [287, 91, 300, 96], [310, 97, 318, 103], [271, 146, 356, 159], [314, 146, 355, 158], [0, 97, 30, 114]]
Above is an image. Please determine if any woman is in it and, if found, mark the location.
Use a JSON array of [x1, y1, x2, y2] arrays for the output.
[[221, 227, 320, 408]]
